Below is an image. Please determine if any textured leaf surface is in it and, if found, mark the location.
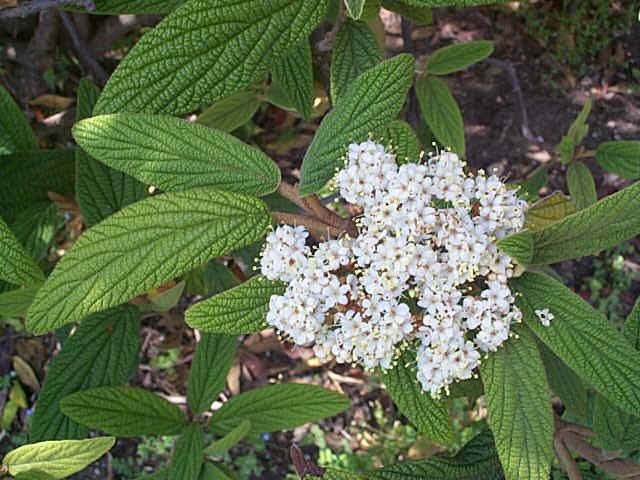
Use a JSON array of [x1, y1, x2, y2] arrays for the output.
[[0, 284, 41, 318], [11, 203, 61, 262], [377, 120, 421, 163], [204, 420, 251, 457], [30, 306, 140, 442], [0, 85, 37, 155], [186, 275, 285, 334], [27, 188, 271, 333], [0, 149, 75, 224], [169, 424, 204, 480], [0, 216, 44, 286], [382, 348, 452, 445], [2, 437, 115, 479], [415, 75, 465, 156], [512, 271, 640, 416], [504, 181, 640, 265], [271, 42, 314, 120], [523, 192, 577, 230], [94, 0, 329, 115], [427, 41, 493, 75], [567, 162, 596, 209], [187, 334, 236, 415], [330, 19, 382, 104], [496, 232, 533, 265], [344, 0, 365, 18], [480, 326, 553, 480], [596, 140, 640, 179], [60, 386, 185, 436], [197, 90, 260, 133], [74, 114, 279, 196], [300, 54, 414, 195], [210, 383, 349, 434]]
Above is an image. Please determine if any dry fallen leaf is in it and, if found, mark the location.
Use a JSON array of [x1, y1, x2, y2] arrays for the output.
[[12, 355, 40, 392], [29, 94, 75, 110]]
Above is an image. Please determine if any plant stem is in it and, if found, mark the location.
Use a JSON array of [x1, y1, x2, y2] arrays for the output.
[[272, 212, 344, 240]]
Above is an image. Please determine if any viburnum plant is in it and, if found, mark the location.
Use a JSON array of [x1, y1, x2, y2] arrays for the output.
[[0, 0, 639, 479]]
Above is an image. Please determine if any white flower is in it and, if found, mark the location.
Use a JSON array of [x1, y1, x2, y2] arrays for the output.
[[535, 308, 554, 327]]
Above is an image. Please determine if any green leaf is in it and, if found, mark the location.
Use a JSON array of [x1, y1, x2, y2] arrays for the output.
[[27, 187, 272, 333], [515, 166, 547, 202], [480, 326, 553, 480], [566, 162, 597, 209], [94, 0, 329, 115], [271, 42, 314, 120], [169, 424, 204, 480], [210, 383, 349, 434], [198, 463, 239, 480], [184, 262, 239, 297], [0, 85, 37, 155], [0, 149, 75, 224], [197, 91, 261, 133], [495, 232, 533, 265], [330, 19, 382, 104], [204, 420, 251, 457], [73, 114, 280, 197], [0, 284, 41, 318], [427, 41, 493, 75], [381, 348, 453, 445], [2, 437, 115, 479], [376, 120, 421, 163], [0, 216, 44, 286], [345, 0, 365, 18], [523, 192, 577, 230], [381, 0, 432, 25], [596, 140, 640, 179], [149, 281, 186, 312], [76, 78, 101, 120], [624, 297, 640, 351], [415, 75, 465, 156], [512, 271, 640, 416], [300, 54, 414, 195], [185, 275, 285, 334], [60, 386, 186, 436], [30, 305, 140, 441], [557, 98, 592, 165], [503, 181, 640, 265], [11, 203, 61, 262], [187, 334, 237, 415], [61, 0, 183, 14]]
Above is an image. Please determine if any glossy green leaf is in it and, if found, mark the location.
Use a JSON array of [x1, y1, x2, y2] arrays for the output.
[[523, 192, 576, 230], [30, 306, 140, 441], [0, 216, 44, 286], [480, 326, 553, 480], [427, 41, 493, 75], [381, 0, 432, 24], [330, 19, 382, 104], [596, 140, 640, 179], [271, 42, 314, 120], [210, 383, 349, 434], [60, 386, 185, 436], [94, 0, 329, 115], [73, 114, 280, 196], [512, 271, 640, 416], [169, 424, 204, 480], [0, 284, 41, 318], [376, 120, 421, 163], [557, 98, 591, 165], [566, 162, 596, 209], [0, 85, 37, 155], [185, 275, 285, 334], [27, 188, 272, 333], [197, 91, 261, 133], [300, 54, 414, 195], [187, 334, 237, 415], [415, 75, 465, 156], [2, 437, 115, 479], [204, 420, 251, 457], [381, 348, 453, 445]]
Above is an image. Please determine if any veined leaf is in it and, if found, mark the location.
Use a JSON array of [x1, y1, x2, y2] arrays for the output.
[[11, 203, 61, 262], [300, 54, 414, 195], [0, 149, 75, 224], [169, 424, 204, 480], [61, 0, 182, 13], [185, 275, 285, 334], [415, 75, 465, 156], [0, 85, 37, 155], [187, 334, 237, 415], [566, 162, 596, 209], [596, 140, 640, 179], [210, 383, 349, 434], [557, 98, 592, 165], [60, 386, 185, 436], [427, 41, 493, 75], [204, 420, 251, 457], [27, 188, 271, 333], [381, 0, 432, 25], [94, 0, 329, 115], [480, 326, 553, 480], [73, 114, 280, 196], [376, 120, 421, 163], [76, 78, 100, 120], [523, 192, 576, 230], [0, 284, 41, 318], [30, 305, 140, 442], [271, 42, 314, 120], [381, 348, 453, 445], [344, 0, 365, 19], [512, 272, 640, 416], [330, 19, 382, 104], [495, 232, 533, 265], [502, 181, 640, 265], [0, 216, 44, 286], [197, 91, 261, 133], [2, 437, 115, 480], [625, 297, 640, 351]]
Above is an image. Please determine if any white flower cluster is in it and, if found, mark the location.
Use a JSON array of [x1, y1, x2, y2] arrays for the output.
[[261, 141, 529, 396]]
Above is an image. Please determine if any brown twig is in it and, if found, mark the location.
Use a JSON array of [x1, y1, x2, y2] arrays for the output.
[[316, 0, 345, 53], [59, 10, 107, 84], [272, 212, 344, 241]]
